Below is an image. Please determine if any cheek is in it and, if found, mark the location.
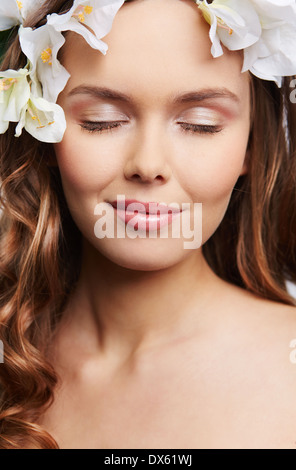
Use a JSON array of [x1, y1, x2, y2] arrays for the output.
[[174, 128, 248, 240], [177, 128, 248, 201], [200, 149, 245, 202], [54, 129, 122, 196], [53, 129, 122, 238]]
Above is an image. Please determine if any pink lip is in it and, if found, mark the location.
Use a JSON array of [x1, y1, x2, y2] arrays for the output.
[[110, 199, 182, 231]]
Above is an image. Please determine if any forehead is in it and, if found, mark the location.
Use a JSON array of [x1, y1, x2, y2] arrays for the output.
[[60, 0, 249, 105]]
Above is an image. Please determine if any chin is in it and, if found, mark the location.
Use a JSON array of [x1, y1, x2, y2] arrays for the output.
[[93, 238, 193, 272]]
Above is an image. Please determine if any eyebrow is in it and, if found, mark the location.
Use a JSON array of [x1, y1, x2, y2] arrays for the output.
[[67, 85, 240, 105]]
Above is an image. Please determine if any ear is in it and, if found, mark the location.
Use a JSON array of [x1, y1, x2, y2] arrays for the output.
[[240, 149, 250, 176]]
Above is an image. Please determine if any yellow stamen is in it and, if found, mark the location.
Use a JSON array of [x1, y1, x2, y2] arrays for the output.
[[217, 18, 233, 35], [73, 5, 93, 23], [218, 21, 233, 35], [84, 6, 93, 15], [41, 48, 52, 65], [78, 12, 85, 23], [0, 78, 17, 91], [17, 1, 23, 10], [28, 107, 42, 127], [28, 106, 55, 129]]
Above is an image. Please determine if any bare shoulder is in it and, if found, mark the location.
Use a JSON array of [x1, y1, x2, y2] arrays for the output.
[[213, 279, 296, 365], [212, 278, 296, 401], [215, 276, 296, 331], [182, 279, 296, 448]]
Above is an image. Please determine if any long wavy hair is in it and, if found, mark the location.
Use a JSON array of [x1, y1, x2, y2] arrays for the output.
[[0, 0, 296, 449]]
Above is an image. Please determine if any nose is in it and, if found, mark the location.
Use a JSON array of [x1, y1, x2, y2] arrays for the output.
[[123, 120, 172, 184]]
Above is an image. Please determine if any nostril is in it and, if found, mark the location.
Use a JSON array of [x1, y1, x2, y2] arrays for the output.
[[131, 174, 141, 180], [130, 173, 163, 183]]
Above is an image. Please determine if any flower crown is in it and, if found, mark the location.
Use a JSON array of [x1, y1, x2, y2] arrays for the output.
[[0, 0, 295, 143]]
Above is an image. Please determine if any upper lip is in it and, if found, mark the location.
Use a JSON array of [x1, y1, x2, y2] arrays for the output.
[[110, 199, 182, 214]]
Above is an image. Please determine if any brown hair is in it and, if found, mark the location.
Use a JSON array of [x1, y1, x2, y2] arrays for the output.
[[0, 0, 296, 449], [203, 75, 296, 303]]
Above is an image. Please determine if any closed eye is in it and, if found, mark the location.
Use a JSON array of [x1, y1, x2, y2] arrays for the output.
[[80, 121, 126, 133], [79, 120, 223, 135], [178, 123, 223, 135]]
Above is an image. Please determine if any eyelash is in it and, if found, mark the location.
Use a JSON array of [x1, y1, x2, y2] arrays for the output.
[[80, 121, 222, 135], [178, 123, 222, 135], [80, 121, 124, 133]]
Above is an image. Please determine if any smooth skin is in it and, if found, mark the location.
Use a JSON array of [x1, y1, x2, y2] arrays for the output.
[[41, 0, 296, 449]]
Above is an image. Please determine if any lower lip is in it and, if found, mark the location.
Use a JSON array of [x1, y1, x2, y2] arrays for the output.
[[113, 207, 182, 231]]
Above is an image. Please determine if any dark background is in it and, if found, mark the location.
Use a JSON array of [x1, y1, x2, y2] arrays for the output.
[[0, 29, 13, 63]]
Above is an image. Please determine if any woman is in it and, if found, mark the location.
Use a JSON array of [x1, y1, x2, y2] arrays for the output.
[[0, 0, 296, 449]]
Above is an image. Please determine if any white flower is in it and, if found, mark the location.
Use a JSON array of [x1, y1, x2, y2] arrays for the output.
[[18, 1, 126, 104], [243, 23, 296, 87], [196, 0, 296, 85], [0, 67, 30, 133], [243, 0, 296, 86], [0, 0, 45, 30], [19, 0, 46, 23], [196, 0, 261, 57], [15, 93, 66, 143], [0, 65, 66, 143], [47, 0, 125, 54], [19, 24, 70, 103], [250, 0, 296, 25], [0, 0, 126, 143], [0, 0, 22, 30]]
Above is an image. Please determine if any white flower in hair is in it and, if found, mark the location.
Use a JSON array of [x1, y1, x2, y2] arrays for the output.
[[0, 0, 45, 30], [0, 68, 30, 133], [195, 0, 262, 57], [195, 0, 296, 85], [1, 0, 296, 145], [0, 1, 125, 143], [15, 91, 66, 143], [47, 0, 125, 54], [19, 24, 70, 103], [0, 65, 66, 143], [19, 1, 125, 105], [243, 0, 296, 86]]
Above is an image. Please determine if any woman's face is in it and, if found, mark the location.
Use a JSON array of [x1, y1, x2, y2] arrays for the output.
[[55, 0, 250, 271]]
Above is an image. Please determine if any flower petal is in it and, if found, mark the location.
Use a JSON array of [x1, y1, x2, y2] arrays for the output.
[[208, 13, 223, 57], [74, 0, 125, 40], [0, 68, 30, 132], [250, 0, 296, 27], [198, 0, 261, 53], [197, 0, 296, 85], [19, 24, 70, 103], [0, 0, 22, 31], [21, 94, 66, 142], [49, 17, 109, 53], [48, 0, 125, 53], [20, 0, 46, 22], [243, 17, 296, 85]]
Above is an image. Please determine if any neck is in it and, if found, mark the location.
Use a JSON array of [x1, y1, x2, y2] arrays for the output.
[[61, 238, 221, 362]]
